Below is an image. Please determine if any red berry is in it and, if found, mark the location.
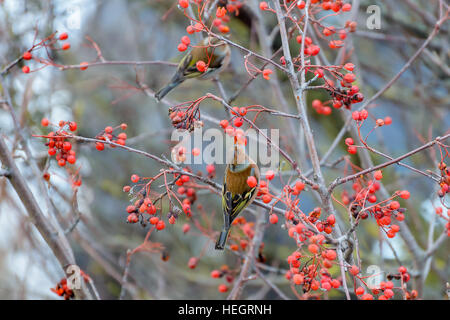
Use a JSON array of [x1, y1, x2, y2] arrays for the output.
[[399, 190, 410, 199], [384, 289, 394, 299], [178, 0, 189, 9], [390, 201, 400, 210], [247, 176, 257, 188], [265, 170, 275, 180], [218, 284, 228, 293], [186, 25, 195, 34], [322, 282, 332, 291], [360, 109, 368, 119], [352, 111, 360, 121], [127, 213, 138, 223], [23, 52, 32, 60], [63, 141, 72, 151], [344, 73, 356, 83], [361, 293, 373, 300], [345, 137, 354, 146], [325, 250, 337, 260], [259, 1, 268, 10], [196, 60, 207, 72], [342, 3, 352, 11], [68, 121, 77, 131], [384, 116, 392, 125], [105, 126, 113, 134], [323, 27, 335, 37], [62, 43, 71, 50], [211, 270, 221, 278], [269, 214, 278, 224], [262, 69, 272, 80], [67, 155, 76, 164], [187, 257, 198, 269], [41, 118, 49, 127], [156, 220, 165, 230], [233, 117, 243, 127], [219, 119, 229, 128], [181, 36, 190, 46], [59, 32, 68, 40], [344, 63, 354, 71], [349, 265, 359, 276], [327, 214, 336, 225], [95, 142, 105, 151], [348, 146, 357, 154], [374, 170, 383, 180], [293, 274, 304, 285], [177, 43, 187, 52], [79, 62, 89, 70], [131, 174, 140, 183], [149, 217, 159, 225], [295, 181, 305, 192], [206, 164, 215, 174], [22, 66, 30, 73], [308, 244, 319, 254]]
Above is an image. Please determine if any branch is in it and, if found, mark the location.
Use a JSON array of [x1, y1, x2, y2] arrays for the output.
[[227, 207, 266, 300], [329, 133, 450, 192], [0, 136, 93, 299], [358, 11, 449, 111]]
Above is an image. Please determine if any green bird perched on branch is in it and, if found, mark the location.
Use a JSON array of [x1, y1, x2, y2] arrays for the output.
[[215, 145, 260, 250], [155, 36, 231, 101]]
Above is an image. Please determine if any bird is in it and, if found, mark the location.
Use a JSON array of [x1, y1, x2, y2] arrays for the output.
[[215, 145, 260, 250], [155, 36, 231, 101]]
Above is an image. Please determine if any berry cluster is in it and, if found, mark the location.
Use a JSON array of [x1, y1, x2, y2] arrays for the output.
[[434, 207, 450, 237], [41, 119, 78, 167], [168, 98, 204, 131], [285, 241, 342, 293], [341, 178, 410, 238], [438, 161, 450, 198], [22, 32, 71, 74], [218, 106, 250, 145], [212, 6, 231, 34], [50, 270, 90, 300], [123, 166, 197, 229], [50, 278, 74, 300], [312, 99, 332, 116], [94, 123, 128, 151], [210, 265, 236, 293], [353, 266, 413, 300], [123, 175, 163, 228]]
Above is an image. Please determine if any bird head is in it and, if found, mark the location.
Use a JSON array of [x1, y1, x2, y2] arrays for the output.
[[229, 144, 251, 173]]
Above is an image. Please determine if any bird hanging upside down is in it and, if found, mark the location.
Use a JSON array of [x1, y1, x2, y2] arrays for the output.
[[215, 145, 260, 250], [155, 36, 231, 101]]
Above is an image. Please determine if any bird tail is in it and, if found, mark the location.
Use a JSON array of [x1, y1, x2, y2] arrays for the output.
[[215, 227, 231, 250], [155, 76, 183, 101]]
